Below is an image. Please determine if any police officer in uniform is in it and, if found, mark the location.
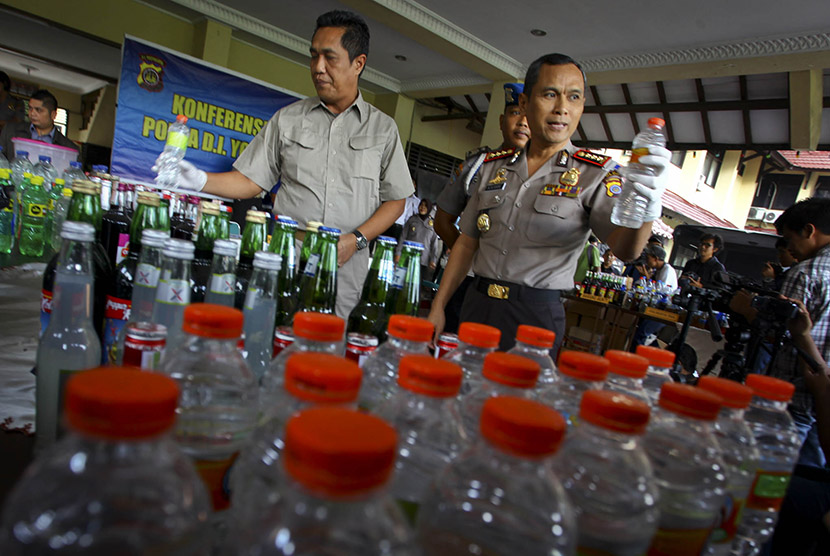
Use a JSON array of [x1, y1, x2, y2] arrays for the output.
[[433, 83, 530, 332], [398, 198, 442, 280], [427, 53, 671, 354]]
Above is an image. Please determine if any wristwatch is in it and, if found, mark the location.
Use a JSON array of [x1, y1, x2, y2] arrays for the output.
[[352, 229, 368, 251]]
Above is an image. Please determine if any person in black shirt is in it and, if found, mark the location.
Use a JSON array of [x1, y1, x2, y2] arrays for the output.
[[682, 233, 726, 287]]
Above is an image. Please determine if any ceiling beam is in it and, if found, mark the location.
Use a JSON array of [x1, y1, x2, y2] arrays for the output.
[[573, 140, 830, 152], [621, 83, 640, 135], [694, 79, 712, 146], [589, 85, 614, 144], [789, 69, 824, 150], [739, 76, 753, 146], [583, 97, 830, 114], [655, 81, 675, 145], [339, 0, 523, 81], [421, 111, 487, 122]]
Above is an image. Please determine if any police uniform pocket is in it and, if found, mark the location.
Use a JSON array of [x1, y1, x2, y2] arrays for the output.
[[526, 195, 584, 245], [477, 189, 507, 211], [283, 128, 323, 186], [349, 135, 383, 180]]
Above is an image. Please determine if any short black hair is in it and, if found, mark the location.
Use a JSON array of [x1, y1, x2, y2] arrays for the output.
[[648, 234, 664, 245], [700, 233, 723, 251], [0, 71, 10, 93], [775, 197, 830, 236], [775, 237, 788, 249], [314, 10, 370, 63], [523, 53, 587, 98], [588, 235, 598, 244], [31, 89, 58, 113]]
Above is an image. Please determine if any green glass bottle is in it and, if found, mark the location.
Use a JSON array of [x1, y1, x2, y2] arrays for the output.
[[66, 181, 102, 234], [158, 191, 171, 233], [191, 201, 228, 303], [298, 220, 322, 276], [235, 209, 268, 309], [295, 225, 339, 315], [0, 168, 14, 254], [268, 215, 298, 326], [19, 175, 49, 256], [347, 235, 396, 337], [386, 240, 423, 318]]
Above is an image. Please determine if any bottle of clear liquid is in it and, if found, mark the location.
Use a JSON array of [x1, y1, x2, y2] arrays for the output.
[[159, 303, 258, 514], [32, 154, 58, 186], [0, 168, 13, 254], [0, 367, 211, 553], [358, 314, 434, 411], [376, 354, 465, 523], [0, 146, 9, 169], [554, 389, 659, 554], [732, 374, 801, 556], [243, 251, 282, 381], [43, 177, 64, 253], [155, 114, 190, 189], [261, 312, 346, 409], [10, 150, 32, 187], [604, 349, 651, 404], [637, 344, 677, 406], [35, 221, 101, 452], [61, 160, 85, 187], [418, 396, 575, 555], [230, 352, 362, 522], [19, 174, 48, 256], [460, 351, 540, 441], [235, 209, 268, 309], [643, 382, 726, 556], [696, 376, 761, 556], [540, 350, 610, 427], [205, 238, 239, 307], [443, 321, 500, 397], [611, 117, 666, 228], [234, 406, 417, 555], [151, 238, 194, 350], [507, 324, 558, 388]]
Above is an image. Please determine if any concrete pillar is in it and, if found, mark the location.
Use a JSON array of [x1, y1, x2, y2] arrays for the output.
[[480, 81, 509, 149], [789, 69, 823, 150]]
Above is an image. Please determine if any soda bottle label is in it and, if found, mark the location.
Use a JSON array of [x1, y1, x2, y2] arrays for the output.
[[194, 452, 239, 511], [378, 259, 394, 283], [26, 203, 47, 218], [244, 287, 259, 311], [156, 279, 190, 306], [39, 289, 53, 338], [630, 147, 650, 164], [115, 233, 130, 265], [209, 273, 236, 295], [646, 526, 712, 556], [745, 470, 792, 512], [303, 253, 320, 277], [135, 263, 161, 289], [709, 493, 746, 545], [391, 266, 406, 289], [166, 129, 189, 150], [102, 295, 132, 364]]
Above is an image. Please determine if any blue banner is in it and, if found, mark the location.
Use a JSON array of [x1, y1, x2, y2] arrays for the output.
[[111, 36, 301, 181]]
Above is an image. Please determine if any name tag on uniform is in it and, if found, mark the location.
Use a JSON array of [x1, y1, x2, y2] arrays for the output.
[[484, 182, 506, 191]]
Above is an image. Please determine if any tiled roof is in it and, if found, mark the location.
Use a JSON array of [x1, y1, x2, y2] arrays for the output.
[[662, 190, 737, 228], [777, 150, 830, 170]]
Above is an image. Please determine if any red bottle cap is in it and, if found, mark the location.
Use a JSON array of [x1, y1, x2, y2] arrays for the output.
[[558, 351, 610, 382], [605, 350, 649, 379], [398, 354, 463, 398], [183, 303, 243, 339], [579, 390, 650, 434], [515, 325, 556, 349], [745, 374, 796, 402], [658, 383, 721, 421], [293, 312, 345, 342], [481, 396, 566, 458], [284, 353, 362, 404], [458, 322, 501, 349], [697, 376, 753, 409], [482, 352, 540, 388], [387, 315, 434, 342]]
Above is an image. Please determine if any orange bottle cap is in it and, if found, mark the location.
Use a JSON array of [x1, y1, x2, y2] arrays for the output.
[[697, 376, 753, 409], [579, 390, 650, 434], [65, 367, 179, 439], [745, 374, 796, 402], [515, 325, 556, 349], [284, 353, 362, 404], [283, 407, 396, 497], [558, 351, 610, 382], [658, 382, 721, 421], [482, 352, 540, 388], [648, 117, 665, 127], [458, 322, 501, 349], [605, 350, 649, 379], [183, 303, 243, 339], [293, 312, 345, 342], [387, 315, 434, 342], [481, 396, 566, 458], [635, 345, 676, 368], [398, 354, 463, 398]]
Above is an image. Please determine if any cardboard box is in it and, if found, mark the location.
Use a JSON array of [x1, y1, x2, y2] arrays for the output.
[[563, 326, 604, 354]]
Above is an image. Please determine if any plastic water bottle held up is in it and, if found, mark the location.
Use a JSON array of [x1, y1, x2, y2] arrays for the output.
[[0, 367, 211, 554], [155, 114, 190, 189], [611, 117, 666, 228]]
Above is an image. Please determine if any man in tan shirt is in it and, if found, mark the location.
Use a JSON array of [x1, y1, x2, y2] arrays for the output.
[[165, 10, 413, 318]]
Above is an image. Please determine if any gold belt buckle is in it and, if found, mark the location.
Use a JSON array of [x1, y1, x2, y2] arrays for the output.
[[487, 283, 509, 300]]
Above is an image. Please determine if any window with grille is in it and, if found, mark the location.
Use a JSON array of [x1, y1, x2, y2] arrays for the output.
[[752, 173, 803, 209]]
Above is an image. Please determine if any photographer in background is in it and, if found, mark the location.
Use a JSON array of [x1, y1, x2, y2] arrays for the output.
[[762, 236, 798, 292], [682, 232, 726, 288]]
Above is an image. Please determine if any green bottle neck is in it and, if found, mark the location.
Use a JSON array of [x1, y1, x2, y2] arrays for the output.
[[241, 221, 265, 258], [130, 203, 161, 247]]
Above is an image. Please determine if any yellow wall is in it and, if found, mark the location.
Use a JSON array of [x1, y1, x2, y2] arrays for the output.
[[409, 103, 483, 160]]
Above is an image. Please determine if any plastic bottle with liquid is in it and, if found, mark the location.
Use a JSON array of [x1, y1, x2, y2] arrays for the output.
[[540, 350, 610, 427], [204, 239, 239, 307], [507, 324, 558, 388], [604, 349, 652, 404], [242, 251, 282, 380], [611, 117, 667, 228], [443, 321, 501, 397], [151, 238, 194, 349], [155, 114, 190, 189]]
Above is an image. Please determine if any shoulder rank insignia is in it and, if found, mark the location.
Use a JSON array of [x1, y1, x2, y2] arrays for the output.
[[483, 148, 518, 163], [560, 168, 580, 186], [573, 149, 611, 167], [603, 169, 623, 197]]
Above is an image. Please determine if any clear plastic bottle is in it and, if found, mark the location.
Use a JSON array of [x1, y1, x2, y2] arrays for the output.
[[19, 174, 48, 256], [234, 406, 417, 555], [159, 303, 258, 514], [643, 382, 726, 556], [554, 389, 659, 554], [61, 160, 86, 187], [35, 221, 102, 451], [507, 324, 558, 388], [155, 114, 190, 189], [604, 349, 651, 404], [231, 353, 362, 522], [43, 177, 64, 252], [418, 396, 575, 555], [732, 374, 800, 556], [49, 186, 72, 252], [151, 238, 194, 349], [358, 314, 434, 411], [261, 312, 346, 408], [10, 150, 32, 187], [696, 376, 761, 556], [637, 344, 677, 406], [611, 117, 666, 228], [32, 154, 58, 186], [540, 350, 609, 427], [204, 238, 239, 307], [376, 354, 465, 521], [0, 168, 13, 254], [460, 351, 540, 441], [442, 321, 500, 397], [0, 367, 211, 554], [243, 251, 282, 380]]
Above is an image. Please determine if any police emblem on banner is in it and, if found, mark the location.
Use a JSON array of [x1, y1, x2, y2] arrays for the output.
[[138, 53, 166, 92]]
